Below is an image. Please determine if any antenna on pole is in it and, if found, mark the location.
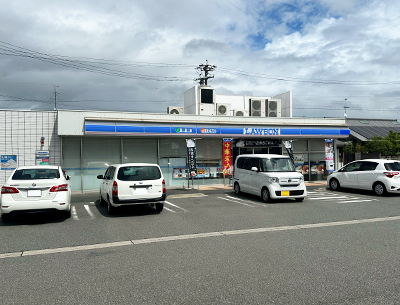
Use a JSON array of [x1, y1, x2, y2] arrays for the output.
[[194, 60, 216, 86], [344, 98, 349, 118]]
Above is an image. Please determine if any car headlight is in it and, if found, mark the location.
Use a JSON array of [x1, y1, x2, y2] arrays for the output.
[[268, 177, 279, 183], [299, 176, 304, 181]]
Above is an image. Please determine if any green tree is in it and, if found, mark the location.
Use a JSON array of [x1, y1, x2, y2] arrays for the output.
[[365, 131, 400, 155]]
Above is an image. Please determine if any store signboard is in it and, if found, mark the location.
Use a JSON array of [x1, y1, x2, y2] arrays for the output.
[[36, 150, 50, 165], [85, 121, 350, 138], [223, 139, 232, 175], [1, 155, 17, 170], [325, 139, 334, 173]]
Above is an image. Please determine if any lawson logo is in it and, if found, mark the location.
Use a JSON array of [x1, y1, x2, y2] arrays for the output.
[[244, 128, 280, 135]]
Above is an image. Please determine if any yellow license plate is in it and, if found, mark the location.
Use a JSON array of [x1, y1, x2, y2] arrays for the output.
[[281, 191, 290, 196]]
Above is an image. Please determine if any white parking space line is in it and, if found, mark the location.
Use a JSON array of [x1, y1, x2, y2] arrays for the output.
[[341, 199, 378, 203], [163, 206, 176, 213], [225, 195, 266, 207], [218, 196, 255, 207], [164, 201, 188, 212], [3, 215, 400, 259], [308, 196, 350, 200], [71, 206, 79, 220], [84, 205, 95, 219]]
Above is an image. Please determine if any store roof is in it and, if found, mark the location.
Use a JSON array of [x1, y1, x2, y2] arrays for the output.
[[346, 118, 400, 141]]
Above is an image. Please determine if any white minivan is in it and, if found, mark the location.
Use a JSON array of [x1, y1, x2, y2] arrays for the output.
[[233, 154, 307, 202], [97, 163, 166, 215]]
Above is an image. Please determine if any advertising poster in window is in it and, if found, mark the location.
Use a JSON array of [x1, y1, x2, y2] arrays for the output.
[[223, 138, 232, 175], [1, 155, 17, 170], [196, 167, 210, 178], [325, 139, 334, 173], [173, 168, 188, 178]]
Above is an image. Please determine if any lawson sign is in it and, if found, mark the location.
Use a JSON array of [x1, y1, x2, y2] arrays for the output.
[[244, 128, 280, 136], [84, 121, 350, 138]]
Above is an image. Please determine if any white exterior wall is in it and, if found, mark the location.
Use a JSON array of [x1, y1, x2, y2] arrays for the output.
[[273, 91, 292, 117], [0, 110, 61, 186], [183, 85, 198, 115], [183, 86, 291, 117]]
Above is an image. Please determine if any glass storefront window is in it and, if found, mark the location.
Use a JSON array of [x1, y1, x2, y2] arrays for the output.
[[293, 140, 308, 151], [310, 153, 326, 180], [62, 137, 81, 191], [82, 137, 121, 190], [310, 139, 325, 151], [123, 138, 157, 163]]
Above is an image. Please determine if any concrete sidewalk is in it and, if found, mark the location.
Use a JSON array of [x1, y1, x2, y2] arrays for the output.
[[172, 180, 327, 191]]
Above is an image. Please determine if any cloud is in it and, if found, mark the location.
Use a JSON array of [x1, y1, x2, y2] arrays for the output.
[[0, 0, 398, 119]]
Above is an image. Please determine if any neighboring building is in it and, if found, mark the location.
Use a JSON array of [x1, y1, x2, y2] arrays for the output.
[[341, 118, 400, 164], [347, 118, 400, 142]]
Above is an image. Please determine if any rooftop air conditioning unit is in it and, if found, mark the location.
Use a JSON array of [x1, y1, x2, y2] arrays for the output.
[[234, 109, 248, 117], [250, 99, 265, 117], [216, 103, 231, 116], [167, 106, 184, 115], [199, 103, 215, 116], [266, 99, 281, 117]]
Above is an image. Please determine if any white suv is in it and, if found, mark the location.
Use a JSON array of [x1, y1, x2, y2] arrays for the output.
[[97, 163, 166, 215], [233, 154, 307, 202], [327, 159, 400, 195]]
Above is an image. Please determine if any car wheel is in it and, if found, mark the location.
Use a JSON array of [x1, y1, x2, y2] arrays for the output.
[[295, 198, 304, 202], [261, 187, 270, 203], [107, 197, 116, 215], [64, 209, 71, 219], [155, 203, 164, 212], [1, 213, 12, 222], [373, 182, 386, 196], [329, 178, 340, 190], [234, 182, 240, 195]]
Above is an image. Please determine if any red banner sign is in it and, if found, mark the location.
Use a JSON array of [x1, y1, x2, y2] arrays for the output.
[[223, 139, 232, 175]]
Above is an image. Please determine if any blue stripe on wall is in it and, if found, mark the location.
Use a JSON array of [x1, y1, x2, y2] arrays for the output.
[[145, 126, 171, 133], [281, 129, 301, 135], [320, 129, 340, 135], [301, 129, 321, 135], [85, 125, 115, 132], [221, 128, 243, 135], [116, 126, 144, 133]]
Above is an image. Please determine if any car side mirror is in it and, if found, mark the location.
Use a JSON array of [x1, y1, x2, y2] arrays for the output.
[[66, 175, 71, 180], [251, 167, 258, 172], [97, 175, 104, 179]]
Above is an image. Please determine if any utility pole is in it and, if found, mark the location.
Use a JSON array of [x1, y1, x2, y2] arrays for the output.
[[195, 60, 216, 86], [343, 98, 349, 118], [53, 85, 59, 110]]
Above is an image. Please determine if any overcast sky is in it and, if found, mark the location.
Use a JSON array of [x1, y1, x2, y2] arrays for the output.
[[0, 0, 399, 119]]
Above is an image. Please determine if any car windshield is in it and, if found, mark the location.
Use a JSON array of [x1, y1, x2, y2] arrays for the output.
[[261, 158, 295, 172], [12, 168, 60, 180], [117, 166, 161, 181], [384, 162, 400, 171]]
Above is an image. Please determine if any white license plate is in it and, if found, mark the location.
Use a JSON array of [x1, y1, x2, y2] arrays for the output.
[[134, 188, 147, 195], [27, 189, 42, 197]]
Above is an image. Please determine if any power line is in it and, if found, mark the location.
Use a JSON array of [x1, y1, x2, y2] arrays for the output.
[[1, 40, 399, 86]]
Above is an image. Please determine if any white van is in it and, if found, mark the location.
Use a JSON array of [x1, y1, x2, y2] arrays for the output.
[[233, 154, 307, 202], [97, 163, 166, 215]]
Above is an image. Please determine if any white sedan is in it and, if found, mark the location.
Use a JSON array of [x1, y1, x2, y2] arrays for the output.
[[327, 159, 400, 195], [0, 165, 71, 222]]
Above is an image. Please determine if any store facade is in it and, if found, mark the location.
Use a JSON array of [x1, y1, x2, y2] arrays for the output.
[[58, 110, 350, 191]]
